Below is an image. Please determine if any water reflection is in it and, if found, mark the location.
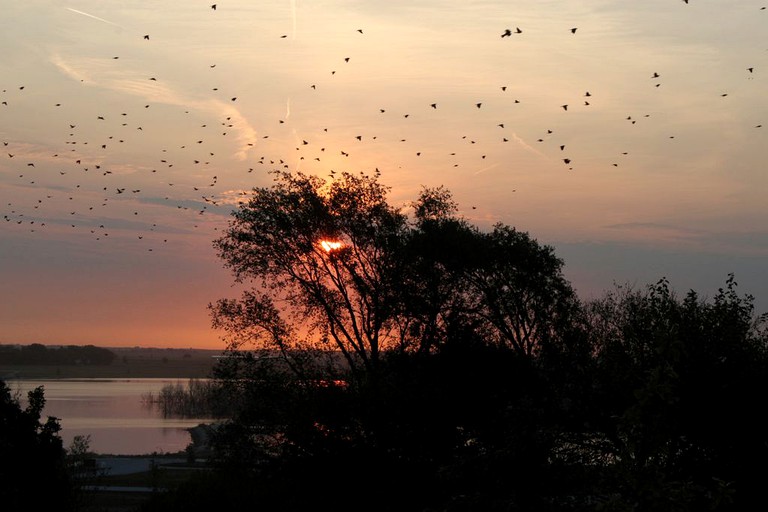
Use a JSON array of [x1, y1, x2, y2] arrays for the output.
[[9, 378, 212, 455]]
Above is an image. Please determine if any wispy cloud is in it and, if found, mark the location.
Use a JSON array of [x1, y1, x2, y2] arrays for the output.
[[510, 132, 546, 158], [473, 162, 500, 176], [48, 53, 259, 161], [65, 7, 123, 28], [213, 189, 254, 206]]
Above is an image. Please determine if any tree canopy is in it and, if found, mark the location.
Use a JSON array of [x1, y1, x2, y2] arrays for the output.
[[186, 171, 768, 512], [210, 170, 578, 380], [0, 380, 74, 512]]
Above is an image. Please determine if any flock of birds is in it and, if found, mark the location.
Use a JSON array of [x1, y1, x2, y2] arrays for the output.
[[1, 2, 766, 256]]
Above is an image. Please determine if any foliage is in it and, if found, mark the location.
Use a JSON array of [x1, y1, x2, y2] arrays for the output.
[[210, 170, 577, 376], [0, 379, 75, 512], [211, 170, 412, 382], [194, 171, 768, 511], [584, 275, 768, 510]]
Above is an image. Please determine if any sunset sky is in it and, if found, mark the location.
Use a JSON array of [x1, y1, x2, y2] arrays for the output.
[[2, 1, 767, 349]]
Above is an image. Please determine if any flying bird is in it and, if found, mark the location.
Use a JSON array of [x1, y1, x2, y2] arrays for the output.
[[501, 29, 512, 37], [143, 35, 149, 40], [570, 28, 577, 33], [211, 4, 216, 9]]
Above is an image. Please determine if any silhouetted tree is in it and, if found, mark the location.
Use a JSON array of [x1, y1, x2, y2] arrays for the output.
[[152, 169, 768, 511], [205, 171, 586, 510], [211, 170, 579, 377], [210, 170, 410, 383], [583, 275, 768, 510], [0, 380, 74, 512]]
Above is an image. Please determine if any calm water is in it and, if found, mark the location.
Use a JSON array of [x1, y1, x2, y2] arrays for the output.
[[9, 378, 211, 455]]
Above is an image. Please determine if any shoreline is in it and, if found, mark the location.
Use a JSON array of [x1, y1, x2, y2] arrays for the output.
[[0, 346, 221, 380]]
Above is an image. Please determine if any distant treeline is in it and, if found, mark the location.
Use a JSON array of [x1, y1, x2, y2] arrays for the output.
[[0, 343, 116, 365]]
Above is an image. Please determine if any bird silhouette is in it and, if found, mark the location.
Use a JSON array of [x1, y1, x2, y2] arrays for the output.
[[501, 29, 512, 37]]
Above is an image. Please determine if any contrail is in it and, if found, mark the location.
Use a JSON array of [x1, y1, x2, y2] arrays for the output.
[[473, 162, 500, 175], [66, 7, 123, 28], [511, 132, 546, 157]]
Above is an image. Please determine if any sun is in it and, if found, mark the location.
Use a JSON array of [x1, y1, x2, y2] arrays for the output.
[[320, 240, 343, 252]]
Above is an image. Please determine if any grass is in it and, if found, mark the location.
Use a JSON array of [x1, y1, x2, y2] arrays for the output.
[[98, 465, 210, 488], [76, 460, 214, 512]]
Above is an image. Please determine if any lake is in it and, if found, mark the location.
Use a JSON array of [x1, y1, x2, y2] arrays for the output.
[[8, 378, 212, 455]]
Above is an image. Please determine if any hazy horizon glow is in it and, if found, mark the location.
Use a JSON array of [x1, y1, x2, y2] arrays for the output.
[[2, 1, 767, 349]]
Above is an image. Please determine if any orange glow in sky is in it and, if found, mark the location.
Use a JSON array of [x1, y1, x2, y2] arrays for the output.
[[320, 240, 343, 252], [1, 1, 767, 349]]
